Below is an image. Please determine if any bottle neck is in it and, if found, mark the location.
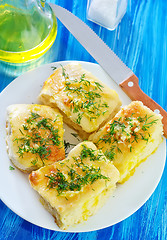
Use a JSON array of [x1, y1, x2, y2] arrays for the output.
[[2, 0, 46, 11]]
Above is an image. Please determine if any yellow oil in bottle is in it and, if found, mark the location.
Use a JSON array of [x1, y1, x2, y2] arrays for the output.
[[0, 4, 57, 63]]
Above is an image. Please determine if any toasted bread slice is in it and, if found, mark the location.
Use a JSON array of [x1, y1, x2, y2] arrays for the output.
[[6, 104, 65, 173], [89, 101, 163, 183], [38, 63, 122, 139], [29, 141, 119, 230]]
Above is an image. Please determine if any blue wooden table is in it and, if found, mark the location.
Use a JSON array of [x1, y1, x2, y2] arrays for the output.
[[0, 0, 167, 239]]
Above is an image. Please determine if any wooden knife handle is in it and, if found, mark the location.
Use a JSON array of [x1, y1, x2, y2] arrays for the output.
[[119, 74, 167, 138]]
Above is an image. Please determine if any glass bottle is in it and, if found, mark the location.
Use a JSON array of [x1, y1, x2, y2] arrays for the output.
[[0, 0, 57, 63]]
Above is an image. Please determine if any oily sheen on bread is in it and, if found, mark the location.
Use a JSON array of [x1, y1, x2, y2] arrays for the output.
[[38, 62, 122, 139], [89, 101, 163, 183], [29, 141, 120, 230], [6, 104, 65, 173]]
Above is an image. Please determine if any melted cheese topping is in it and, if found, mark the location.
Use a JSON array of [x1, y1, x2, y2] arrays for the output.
[[29, 141, 119, 229], [38, 63, 122, 133], [6, 104, 65, 172], [89, 101, 163, 183]]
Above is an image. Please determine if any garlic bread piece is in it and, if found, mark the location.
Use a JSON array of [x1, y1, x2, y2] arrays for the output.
[[89, 101, 163, 183], [38, 63, 122, 139], [6, 104, 65, 173], [29, 141, 119, 230]]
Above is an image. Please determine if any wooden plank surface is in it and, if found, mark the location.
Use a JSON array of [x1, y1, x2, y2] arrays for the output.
[[0, 0, 167, 239]]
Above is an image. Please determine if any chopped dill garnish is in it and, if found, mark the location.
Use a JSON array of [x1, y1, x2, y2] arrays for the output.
[[31, 158, 38, 166], [9, 166, 15, 170], [97, 113, 158, 160], [137, 115, 158, 131], [64, 140, 76, 157], [45, 144, 109, 195], [14, 112, 61, 166], [104, 147, 116, 161], [60, 65, 109, 124], [71, 132, 80, 141], [51, 66, 57, 70], [94, 81, 104, 91]]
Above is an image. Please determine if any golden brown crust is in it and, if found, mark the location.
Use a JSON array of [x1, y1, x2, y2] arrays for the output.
[[29, 141, 119, 229], [89, 101, 163, 183], [6, 104, 65, 173], [38, 63, 122, 139]]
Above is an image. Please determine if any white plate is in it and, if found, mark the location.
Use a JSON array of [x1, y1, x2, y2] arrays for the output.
[[0, 61, 166, 232]]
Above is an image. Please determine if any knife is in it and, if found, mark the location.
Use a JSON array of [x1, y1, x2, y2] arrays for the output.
[[49, 3, 167, 138]]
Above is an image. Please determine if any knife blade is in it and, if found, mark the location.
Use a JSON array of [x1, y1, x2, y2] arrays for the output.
[[49, 3, 167, 138]]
